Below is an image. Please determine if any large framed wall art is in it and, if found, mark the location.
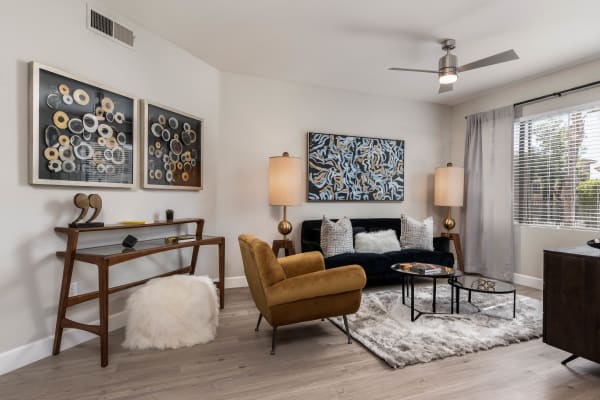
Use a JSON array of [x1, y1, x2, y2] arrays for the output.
[[30, 62, 137, 188], [307, 132, 405, 201], [141, 101, 202, 190]]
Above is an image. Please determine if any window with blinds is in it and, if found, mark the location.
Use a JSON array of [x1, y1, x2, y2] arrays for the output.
[[513, 103, 600, 229]]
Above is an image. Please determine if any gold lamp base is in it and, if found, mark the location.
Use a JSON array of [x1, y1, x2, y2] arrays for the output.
[[278, 219, 292, 237], [443, 207, 456, 232], [277, 205, 293, 239]]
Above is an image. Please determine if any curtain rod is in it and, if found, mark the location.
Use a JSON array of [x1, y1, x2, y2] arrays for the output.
[[464, 79, 600, 119]]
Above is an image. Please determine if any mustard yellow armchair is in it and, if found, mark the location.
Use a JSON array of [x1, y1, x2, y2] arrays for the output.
[[238, 234, 366, 354]]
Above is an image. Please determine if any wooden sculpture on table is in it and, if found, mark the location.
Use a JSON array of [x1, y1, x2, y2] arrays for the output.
[[69, 193, 104, 228]]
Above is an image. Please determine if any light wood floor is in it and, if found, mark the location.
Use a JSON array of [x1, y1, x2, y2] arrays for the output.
[[1, 285, 599, 400]]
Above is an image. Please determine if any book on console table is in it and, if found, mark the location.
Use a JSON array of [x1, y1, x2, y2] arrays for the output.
[[164, 235, 197, 244], [405, 262, 442, 275]]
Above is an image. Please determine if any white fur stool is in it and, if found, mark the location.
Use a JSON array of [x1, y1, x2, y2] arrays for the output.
[[122, 275, 219, 350]]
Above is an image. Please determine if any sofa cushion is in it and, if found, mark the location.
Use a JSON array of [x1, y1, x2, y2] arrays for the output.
[[303, 218, 455, 287], [325, 252, 391, 276], [400, 215, 434, 251], [301, 218, 451, 253], [320, 216, 354, 257], [355, 229, 401, 254], [386, 249, 454, 270]]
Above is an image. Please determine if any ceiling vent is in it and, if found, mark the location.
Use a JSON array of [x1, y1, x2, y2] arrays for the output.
[[87, 6, 135, 48]]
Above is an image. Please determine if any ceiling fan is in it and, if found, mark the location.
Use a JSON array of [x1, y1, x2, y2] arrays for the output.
[[388, 39, 519, 94]]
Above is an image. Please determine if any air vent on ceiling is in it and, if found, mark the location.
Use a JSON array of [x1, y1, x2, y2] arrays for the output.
[[88, 7, 135, 48]]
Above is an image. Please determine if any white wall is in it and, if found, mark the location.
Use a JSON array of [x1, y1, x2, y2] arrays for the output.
[[218, 72, 452, 278], [0, 0, 456, 370], [449, 58, 600, 279], [0, 0, 220, 356]]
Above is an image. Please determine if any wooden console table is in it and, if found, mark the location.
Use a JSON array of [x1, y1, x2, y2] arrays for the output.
[[52, 218, 225, 367]]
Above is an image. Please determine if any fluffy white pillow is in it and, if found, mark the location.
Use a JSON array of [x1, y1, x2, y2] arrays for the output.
[[123, 275, 219, 350], [354, 229, 401, 254], [320, 216, 354, 257], [400, 215, 434, 251]]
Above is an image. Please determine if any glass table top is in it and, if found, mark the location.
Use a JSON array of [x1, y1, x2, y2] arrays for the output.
[[449, 275, 515, 294], [75, 235, 219, 256], [390, 263, 462, 278]]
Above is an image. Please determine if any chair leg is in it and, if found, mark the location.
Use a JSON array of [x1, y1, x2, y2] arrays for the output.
[[343, 315, 352, 344], [270, 326, 277, 355], [255, 313, 262, 332]]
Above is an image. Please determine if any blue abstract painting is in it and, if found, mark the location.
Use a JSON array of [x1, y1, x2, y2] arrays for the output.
[[307, 132, 404, 201]]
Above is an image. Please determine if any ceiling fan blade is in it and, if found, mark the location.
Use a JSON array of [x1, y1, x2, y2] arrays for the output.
[[388, 67, 439, 74], [457, 49, 519, 73], [439, 83, 453, 94]]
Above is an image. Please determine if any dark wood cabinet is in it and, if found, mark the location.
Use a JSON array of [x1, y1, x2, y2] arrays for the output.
[[543, 247, 600, 364]]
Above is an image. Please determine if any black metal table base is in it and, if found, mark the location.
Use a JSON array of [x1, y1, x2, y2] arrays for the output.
[[453, 286, 517, 319], [402, 275, 457, 322], [400, 274, 517, 321]]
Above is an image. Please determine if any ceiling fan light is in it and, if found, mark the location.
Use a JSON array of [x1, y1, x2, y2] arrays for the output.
[[439, 72, 457, 84]]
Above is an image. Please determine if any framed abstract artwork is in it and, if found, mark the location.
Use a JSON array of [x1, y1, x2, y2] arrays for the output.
[[141, 101, 202, 190], [307, 132, 404, 201], [30, 62, 137, 188]]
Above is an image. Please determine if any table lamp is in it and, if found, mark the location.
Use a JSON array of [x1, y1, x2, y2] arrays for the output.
[[269, 152, 303, 239], [434, 162, 464, 231]]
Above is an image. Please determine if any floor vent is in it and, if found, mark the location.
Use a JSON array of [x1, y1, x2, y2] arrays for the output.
[[88, 7, 135, 48]]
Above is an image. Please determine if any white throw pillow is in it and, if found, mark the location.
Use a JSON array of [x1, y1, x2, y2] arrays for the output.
[[320, 216, 354, 257], [354, 229, 401, 254], [400, 215, 434, 251]]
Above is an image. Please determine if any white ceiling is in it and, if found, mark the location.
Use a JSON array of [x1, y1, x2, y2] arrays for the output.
[[101, 0, 600, 105]]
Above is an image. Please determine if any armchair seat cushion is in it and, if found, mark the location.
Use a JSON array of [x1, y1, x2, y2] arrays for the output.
[[266, 265, 366, 306]]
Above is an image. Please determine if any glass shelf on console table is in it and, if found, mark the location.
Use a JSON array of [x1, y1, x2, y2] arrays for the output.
[[52, 218, 225, 367]]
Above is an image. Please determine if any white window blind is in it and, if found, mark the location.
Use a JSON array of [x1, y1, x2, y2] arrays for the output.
[[513, 102, 600, 229]]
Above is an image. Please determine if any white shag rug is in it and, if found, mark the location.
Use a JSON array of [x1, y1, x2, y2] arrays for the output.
[[122, 275, 219, 350], [330, 285, 542, 369]]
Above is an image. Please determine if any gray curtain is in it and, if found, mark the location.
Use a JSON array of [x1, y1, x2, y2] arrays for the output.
[[461, 106, 515, 281]]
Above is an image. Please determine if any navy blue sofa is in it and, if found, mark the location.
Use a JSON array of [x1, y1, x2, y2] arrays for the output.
[[301, 218, 454, 286]]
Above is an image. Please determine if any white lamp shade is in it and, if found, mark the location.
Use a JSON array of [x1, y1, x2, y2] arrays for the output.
[[434, 164, 464, 207], [268, 153, 303, 206]]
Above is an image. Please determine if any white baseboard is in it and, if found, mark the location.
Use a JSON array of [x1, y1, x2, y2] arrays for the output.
[[512, 273, 543, 290], [1, 276, 248, 376], [224, 275, 248, 288], [0, 311, 127, 376]]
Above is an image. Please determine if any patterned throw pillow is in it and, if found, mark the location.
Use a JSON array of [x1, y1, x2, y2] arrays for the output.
[[400, 215, 434, 251], [320, 216, 354, 257]]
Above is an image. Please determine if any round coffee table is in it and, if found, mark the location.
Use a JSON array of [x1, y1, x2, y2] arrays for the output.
[[390, 263, 463, 322], [448, 275, 516, 318]]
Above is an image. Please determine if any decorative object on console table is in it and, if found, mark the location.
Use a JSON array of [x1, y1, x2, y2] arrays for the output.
[[543, 247, 600, 365], [307, 132, 404, 201], [141, 100, 202, 190], [166, 209, 174, 222], [269, 152, 302, 256], [122, 234, 138, 248], [30, 62, 137, 188], [69, 193, 104, 228], [52, 218, 226, 367], [434, 162, 464, 271]]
